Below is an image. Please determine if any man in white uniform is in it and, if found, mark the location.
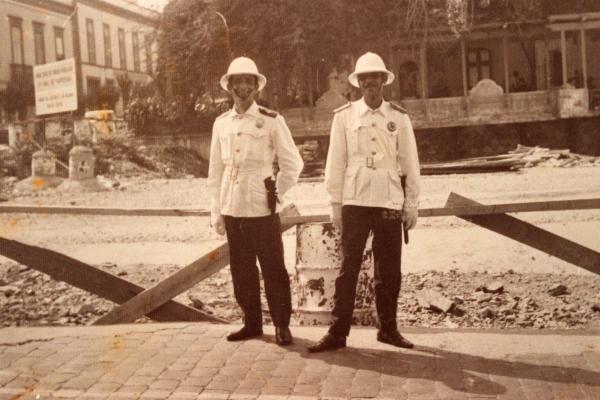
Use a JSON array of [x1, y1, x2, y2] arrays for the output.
[[309, 52, 420, 352], [208, 57, 303, 345]]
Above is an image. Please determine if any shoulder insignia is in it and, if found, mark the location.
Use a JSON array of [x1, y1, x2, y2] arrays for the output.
[[216, 110, 230, 120], [258, 107, 278, 118], [389, 102, 407, 114], [333, 102, 351, 113]]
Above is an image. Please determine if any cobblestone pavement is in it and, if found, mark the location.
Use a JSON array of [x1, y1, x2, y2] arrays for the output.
[[0, 323, 599, 399]]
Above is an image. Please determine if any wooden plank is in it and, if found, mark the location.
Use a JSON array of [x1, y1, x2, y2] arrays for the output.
[[421, 157, 526, 170], [3, 198, 598, 219], [0, 205, 211, 217], [93, 204, 302, 325], [0, 237, 226, 323], [279, 198, 600, 225], [423, 198, 600, 217], [446, 192, 600, 275]]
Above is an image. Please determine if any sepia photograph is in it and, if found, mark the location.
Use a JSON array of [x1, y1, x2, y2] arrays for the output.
[[1, 0, 600, 399]]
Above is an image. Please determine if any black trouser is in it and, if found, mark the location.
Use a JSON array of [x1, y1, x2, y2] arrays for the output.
[[329, 205, 403, 337], [224, 214, 291, 329]]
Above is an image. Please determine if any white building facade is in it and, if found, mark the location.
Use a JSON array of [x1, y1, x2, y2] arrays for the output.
[[0, 0, 159, 123]]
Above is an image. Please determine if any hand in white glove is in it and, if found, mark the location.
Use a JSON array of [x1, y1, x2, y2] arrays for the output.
[[330, 203, 342, 231], [402, 207, 418, 230], [213, 215, 226, 236]]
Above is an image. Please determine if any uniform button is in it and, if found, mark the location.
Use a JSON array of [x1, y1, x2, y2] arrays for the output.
[[371, 151, 376, 155], [237, 132, 241, 136], [371, 122, 376, 127], [236, 149, 240, 152], [371, 137, 376, 141]]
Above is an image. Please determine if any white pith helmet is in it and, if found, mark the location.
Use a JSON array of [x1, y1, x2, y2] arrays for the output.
[[348, 52, 395, 88], [219, 57, 267, 92]]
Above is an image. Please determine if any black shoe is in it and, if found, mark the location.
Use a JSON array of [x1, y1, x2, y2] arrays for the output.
[[377, 330, 414, 349], [307, 333, 346, 353], [227, 326, 263, 342], [275, 327, 293, 346]]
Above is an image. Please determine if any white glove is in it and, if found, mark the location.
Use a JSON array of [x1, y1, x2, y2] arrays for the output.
[[330, 203, 342, 231], [402, 207, 418, 230], [213, 215, 226, 236]]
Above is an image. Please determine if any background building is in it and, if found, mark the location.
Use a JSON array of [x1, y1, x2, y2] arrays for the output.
[[0, 0, 159, 125]]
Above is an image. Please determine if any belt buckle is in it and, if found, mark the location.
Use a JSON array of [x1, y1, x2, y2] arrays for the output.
[[229, 166, 239, 181], [366, 157, 374, 169]]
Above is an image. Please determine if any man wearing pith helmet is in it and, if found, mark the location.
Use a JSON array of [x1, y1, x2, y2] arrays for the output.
[[208, 56, 303, 346], [308, 52, 420, 352]]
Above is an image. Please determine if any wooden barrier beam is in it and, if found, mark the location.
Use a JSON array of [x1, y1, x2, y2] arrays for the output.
[[2, 198, 598, 219], [0, 205, 210, 217], [0, 237, 226, 323], [446, 192, 600, 275], [422, 198, 600, 217], [93, 204, 301, 325]]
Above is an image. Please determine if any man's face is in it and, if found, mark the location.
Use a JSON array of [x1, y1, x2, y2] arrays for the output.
[[357, 72, 386, 97], [228, 74, 258, 102]]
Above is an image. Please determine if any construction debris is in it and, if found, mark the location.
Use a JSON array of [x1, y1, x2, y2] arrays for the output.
[[3, 262, 599, 330], [416, 289, 455, 313], [421, 145, 600, 175], [297, 144, 600, 178], [483, 281, 504, 293], [548, 284, 569, 297]]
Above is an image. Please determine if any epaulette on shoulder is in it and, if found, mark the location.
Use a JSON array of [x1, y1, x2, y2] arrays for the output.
[[389, 102, 407, 114], [333, 102, 351, 113], [258, 107, 278, 118], [215, 110, 230, 120]]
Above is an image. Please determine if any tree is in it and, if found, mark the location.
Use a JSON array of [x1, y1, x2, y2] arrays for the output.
[[154, 0, 600, 121]]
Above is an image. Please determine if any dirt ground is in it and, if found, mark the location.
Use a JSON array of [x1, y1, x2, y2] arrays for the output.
[[1, 165, 600, 329]]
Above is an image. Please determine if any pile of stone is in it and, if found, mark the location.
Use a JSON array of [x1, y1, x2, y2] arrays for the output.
[[397, 270, 600, 329], [2, 260, 600, 330]]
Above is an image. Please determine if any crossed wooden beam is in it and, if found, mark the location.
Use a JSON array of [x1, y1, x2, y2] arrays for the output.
[[1, 196, 599, 326]]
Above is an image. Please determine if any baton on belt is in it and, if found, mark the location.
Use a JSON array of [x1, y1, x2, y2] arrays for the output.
[[400, 175, 409, 245]]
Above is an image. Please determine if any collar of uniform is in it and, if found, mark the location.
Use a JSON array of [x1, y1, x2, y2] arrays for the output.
[[357, 97, 389, 118], [230, 101, 259, 120]]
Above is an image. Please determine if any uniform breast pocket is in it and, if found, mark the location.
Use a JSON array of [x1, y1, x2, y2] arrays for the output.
[[219, 132, 233, 161], [242, 129, 270, 161]]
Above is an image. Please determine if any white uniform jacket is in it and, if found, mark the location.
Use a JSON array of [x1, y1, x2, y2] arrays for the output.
[[324, 98, 420, 210], [208, 102, 304, 224]]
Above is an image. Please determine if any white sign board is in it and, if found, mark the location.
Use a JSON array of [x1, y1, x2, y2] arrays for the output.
[[34, 58, 78, 116]]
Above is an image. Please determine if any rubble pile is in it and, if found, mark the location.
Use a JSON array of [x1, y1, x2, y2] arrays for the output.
[[2, 261, 599, 330], [296, 144, 600, 178], [421, 144, 600, 175], [512, 144, 600, 168], [0, 177, 17, 200], [0, 136, 208, 187], [94, 139, 208, 179], [398, 269, 600, 329]]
